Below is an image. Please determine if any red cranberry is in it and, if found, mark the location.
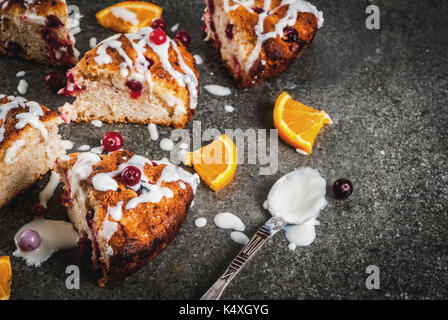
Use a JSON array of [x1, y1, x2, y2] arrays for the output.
[[30, 203, 45, 217], [282, 26, 299, 42], [149, 29, 167, 45], [86, 209, 95, 228], [145, 56, 154, 69], [46, 15, 64, 29], [333, 178, 353, 199], [151, 161, 158, 166], [252, 7, 264, 14], [151, 18, 166, 31], [45, 71, 66, 93], [225, 24, 234, 39], [62, 189, 72, 205], [121, 166, 142, 187], [101, 131, 123, 152], [174, 30, 192, 47], [18, 230, 41, 252], [126, 79, 143, 99], [77, 237, 92, 255]]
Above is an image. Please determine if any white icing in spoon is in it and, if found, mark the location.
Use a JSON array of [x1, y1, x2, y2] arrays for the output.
[[264, 167, 327, 247], [13, 217, 79, 267]]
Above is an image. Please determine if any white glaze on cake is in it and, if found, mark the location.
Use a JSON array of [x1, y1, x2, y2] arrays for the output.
[[222, 0, 323, 72], [94, 27, 198, 110]]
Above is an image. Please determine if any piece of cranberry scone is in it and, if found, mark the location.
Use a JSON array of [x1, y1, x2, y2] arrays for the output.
[[59, 27, 199, 129], [203, 0, 323, 87], [0, 0, 78, 67], [0, 94, 65, 208], [56, 150, 199, 285]]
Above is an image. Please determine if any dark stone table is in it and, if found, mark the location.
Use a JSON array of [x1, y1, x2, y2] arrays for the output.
[[0, 0, 447, 299]]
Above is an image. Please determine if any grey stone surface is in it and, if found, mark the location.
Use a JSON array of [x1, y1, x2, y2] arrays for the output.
[[0, 0, 447, 299]]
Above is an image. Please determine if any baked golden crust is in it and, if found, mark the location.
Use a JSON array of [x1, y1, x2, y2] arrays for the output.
[[204, 0, 319, 87], [0, 0, 68, 19], [63, 30, 199, 128], [59, 150, 195, 285], [78, 36, 198, 87], [0, 95, 59, 152]]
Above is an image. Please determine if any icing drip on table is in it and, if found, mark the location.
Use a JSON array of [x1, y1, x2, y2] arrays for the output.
[[222, 0, 324, 72], [93, 27, 198, 110], [13, 217, 79, 267]]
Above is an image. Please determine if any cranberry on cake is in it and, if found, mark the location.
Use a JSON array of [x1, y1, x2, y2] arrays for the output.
[[59, 27, 199, 128], [0, 94, 65, 208], [203, 0, 323, 87], [56, 150, 199, 285], [0, 0, 78, 67]]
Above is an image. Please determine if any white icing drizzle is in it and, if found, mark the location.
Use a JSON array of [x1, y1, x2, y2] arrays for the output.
[[92, 173, 118, 192], [60, 139, 74, 150], [160, 138, 174, 151], [148, 123, 159, 141], [204, 84, 232, 96], [223, 0, 323, 72], [0, 97, 48, 144], [170, 23, 179, 32], [39, 171, 61, 208], [17, 79, 28, 95], [94, 27, 198, 110], [194, 217, 207, 228], [78, 144, 91, 151], [13, 217, 79, 267], [230, 231, 250, 245], [69, 152, 101, 200], [88, 155, 199, 210], [91, 120, 102, 127], [3, 139, 25, 164], [213, 212, 245, 231]]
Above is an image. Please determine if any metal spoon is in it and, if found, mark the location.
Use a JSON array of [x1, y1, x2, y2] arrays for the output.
[[200, 169, 322, 300], [200, 215, 286, 300]]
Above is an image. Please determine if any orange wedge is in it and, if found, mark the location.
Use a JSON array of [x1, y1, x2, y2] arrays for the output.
[[96, 1, 162, 33], [0, 256, 12, 300], [184, 134, 238, 192], [274, 91, 332, 154]]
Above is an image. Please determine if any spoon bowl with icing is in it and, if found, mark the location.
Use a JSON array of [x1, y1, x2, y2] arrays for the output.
[[201, 167, 327, 300]]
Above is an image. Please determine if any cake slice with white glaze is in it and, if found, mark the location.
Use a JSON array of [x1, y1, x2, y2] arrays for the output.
[[56, 150, 199, 285], [59, 27, 199, 128], [0, 0, 78, 66], [0, 94, 65, 208], [203, 0, 323, 87]]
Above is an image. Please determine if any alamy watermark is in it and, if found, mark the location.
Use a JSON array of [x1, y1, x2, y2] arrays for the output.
[[166, 121, 279, 176]]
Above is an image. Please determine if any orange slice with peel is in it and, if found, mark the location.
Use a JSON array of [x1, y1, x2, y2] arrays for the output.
[[274, 91, 332, 154], [184, 134, 238, 192], [0, 256, 12, 300], [96, 1, 162, 33]]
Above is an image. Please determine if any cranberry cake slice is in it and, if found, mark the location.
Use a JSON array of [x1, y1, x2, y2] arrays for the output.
[[56, 150, 199, 285], [0, 94, 65, 208], [59, 27, 199, 128], [203, 0, 323, 87], [0, 0, 78, 67]]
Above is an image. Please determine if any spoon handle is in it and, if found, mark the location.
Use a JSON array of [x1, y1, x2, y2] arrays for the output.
[[200, 216, 286, 300]]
